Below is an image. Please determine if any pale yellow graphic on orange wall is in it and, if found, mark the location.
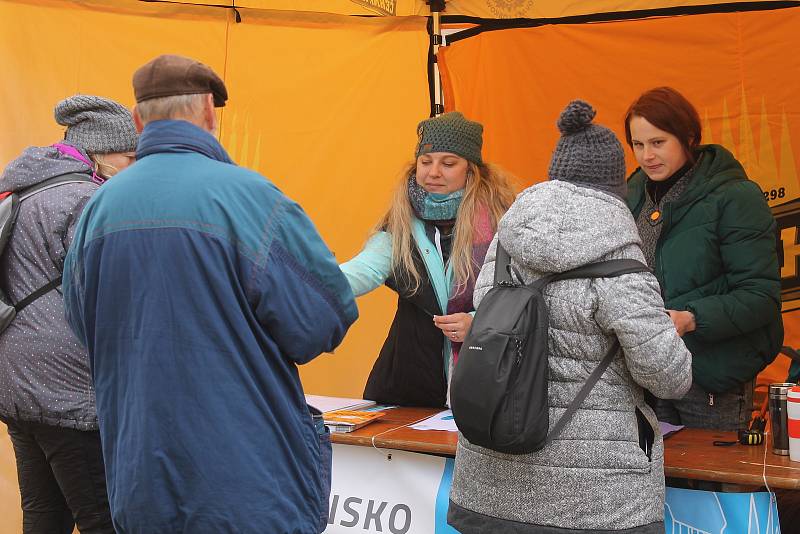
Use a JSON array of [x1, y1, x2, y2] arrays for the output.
[[222, 112, 264, 174], [703, 109, 714, 145], [707, 90, 800, 288], [706, 87, 800, 206], [737, 89, 758, 186], [758, 97, 779, 198], [718, 97, 737, 157], [780, 109, 799, 201]]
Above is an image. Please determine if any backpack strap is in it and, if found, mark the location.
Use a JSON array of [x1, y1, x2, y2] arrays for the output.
[[18, 173, 94, 201], [553, 259, 652, 282], [543, 259, 651, 446], [526, 259, 650, 293], [14, 278, 61, 313], [7, 173, 94, 312], [545, 339, 621, 446], [496, 248, 651, 289], [493, 242, 513, 286]]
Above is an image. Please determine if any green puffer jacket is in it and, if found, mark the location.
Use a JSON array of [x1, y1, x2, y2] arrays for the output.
[[627, 144, 783, 394]]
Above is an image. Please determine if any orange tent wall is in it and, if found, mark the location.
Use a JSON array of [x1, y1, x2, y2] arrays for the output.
[[0, 0, 430, 397], [439, 8, 800, 201]]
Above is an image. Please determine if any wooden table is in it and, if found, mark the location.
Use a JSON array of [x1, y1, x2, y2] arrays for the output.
[[331, 407, 455, 455], [331, 407, 800, 490], [664, 427, 800, 489]]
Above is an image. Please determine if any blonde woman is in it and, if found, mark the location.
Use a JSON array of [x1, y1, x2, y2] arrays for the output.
[[341, 112, 516, 407]]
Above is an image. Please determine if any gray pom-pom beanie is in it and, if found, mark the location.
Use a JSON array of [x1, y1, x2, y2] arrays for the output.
[[54, 95, 137, 155], [547, 100, 627, 200]]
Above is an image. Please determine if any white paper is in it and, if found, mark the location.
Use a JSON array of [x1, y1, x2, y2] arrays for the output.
[[409, 409, 458, 432], [659, 421, 685, 438], [305, 394, 376, 414]]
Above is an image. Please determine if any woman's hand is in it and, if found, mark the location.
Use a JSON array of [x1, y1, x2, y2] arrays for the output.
[[668, 310, 696, 336], [433, 312, 473, 343]]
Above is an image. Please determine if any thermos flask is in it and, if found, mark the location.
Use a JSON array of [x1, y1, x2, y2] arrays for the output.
[[769, 383, 795, 455]]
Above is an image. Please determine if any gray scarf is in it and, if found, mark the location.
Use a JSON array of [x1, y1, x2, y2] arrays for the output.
[[407, 174, 463, 221]]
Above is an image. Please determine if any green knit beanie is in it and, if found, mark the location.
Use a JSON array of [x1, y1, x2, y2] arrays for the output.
[[415, 111, 483, 164]]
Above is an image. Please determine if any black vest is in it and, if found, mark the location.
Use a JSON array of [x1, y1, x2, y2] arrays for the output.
[[362, 246, 448, 407]]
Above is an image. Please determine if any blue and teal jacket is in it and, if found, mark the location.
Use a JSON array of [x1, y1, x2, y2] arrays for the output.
[[62, 120, 357, 534]]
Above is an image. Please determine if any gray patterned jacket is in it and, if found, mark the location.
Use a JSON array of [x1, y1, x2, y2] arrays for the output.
[[0, 146, 99, 430], [449, 181, 692, 531]]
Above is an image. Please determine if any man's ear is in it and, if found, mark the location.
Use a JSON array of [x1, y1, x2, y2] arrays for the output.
[[133, 106, 145, 133], [203, 93, 217, 134]]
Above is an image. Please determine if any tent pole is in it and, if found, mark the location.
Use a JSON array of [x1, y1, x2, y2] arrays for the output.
[[432, 10, 443, 116]]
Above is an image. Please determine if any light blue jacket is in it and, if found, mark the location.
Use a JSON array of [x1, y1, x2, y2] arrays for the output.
[[341, 218, 457, 378]]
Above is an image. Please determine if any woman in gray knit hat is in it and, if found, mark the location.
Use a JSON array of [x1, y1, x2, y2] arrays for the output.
[[448, 100, 692, 533], [340, 111, 516, 408], [54, 94, 138, 180], [0, 94, 136, 533]]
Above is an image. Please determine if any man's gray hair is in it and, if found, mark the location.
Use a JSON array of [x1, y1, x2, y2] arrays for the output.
[[135, 93, 208, 123]]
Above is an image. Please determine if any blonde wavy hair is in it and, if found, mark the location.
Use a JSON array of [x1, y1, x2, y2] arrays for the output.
[[90, 154, 122, 179], [377, 160, 516, 295]]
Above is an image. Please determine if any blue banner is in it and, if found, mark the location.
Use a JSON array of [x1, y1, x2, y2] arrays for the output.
[[665, 487, 781, 533]]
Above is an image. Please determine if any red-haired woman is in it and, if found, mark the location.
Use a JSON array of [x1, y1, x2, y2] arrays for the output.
[[624, 86, 783, 431]]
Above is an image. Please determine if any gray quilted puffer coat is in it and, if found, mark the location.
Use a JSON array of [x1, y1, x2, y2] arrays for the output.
[[0, 145, 99, 430], [449, 181, 692, 532]]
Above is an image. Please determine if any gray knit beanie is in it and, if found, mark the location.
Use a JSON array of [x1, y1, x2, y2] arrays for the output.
[[54, 95, 137, 154], [548, 100, 626, 199], [415, 111, 483, 164]]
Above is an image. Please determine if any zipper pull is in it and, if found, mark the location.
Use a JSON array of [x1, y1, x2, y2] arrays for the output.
[[515, 339, 523, 366], [708, 393, 715, 406]]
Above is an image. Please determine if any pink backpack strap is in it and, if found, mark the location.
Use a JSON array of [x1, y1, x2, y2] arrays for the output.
[[51, 143, 106, 184]]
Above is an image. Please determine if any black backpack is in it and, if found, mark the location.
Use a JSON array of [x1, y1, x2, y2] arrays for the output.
[[450, 243, 650, 455], [0, 173, 94, 333]]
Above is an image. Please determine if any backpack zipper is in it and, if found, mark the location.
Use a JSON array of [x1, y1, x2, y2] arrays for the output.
[[514, 337, 523, 367]]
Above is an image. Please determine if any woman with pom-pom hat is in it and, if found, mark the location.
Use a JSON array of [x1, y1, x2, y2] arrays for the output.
[[0, 94, 135, 533], [448, 100, 692, 533]]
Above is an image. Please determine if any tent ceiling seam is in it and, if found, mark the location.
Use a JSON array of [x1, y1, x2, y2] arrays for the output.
[[137, 0, 395, 19], [441, 1, 800, 43], [139, 0, 242, 20]]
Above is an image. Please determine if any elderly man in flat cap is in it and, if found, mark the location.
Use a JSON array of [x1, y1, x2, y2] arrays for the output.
[[62, 54, 357, 534]]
